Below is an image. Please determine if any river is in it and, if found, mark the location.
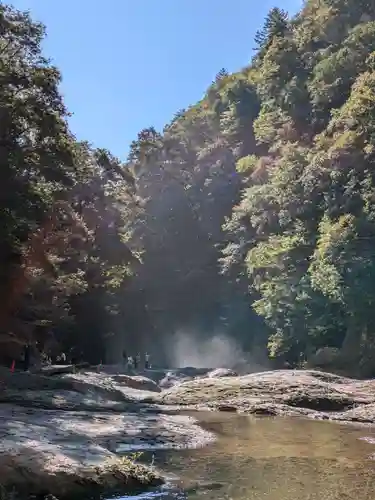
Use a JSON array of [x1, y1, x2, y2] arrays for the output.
[[117, 412, 375, 500]]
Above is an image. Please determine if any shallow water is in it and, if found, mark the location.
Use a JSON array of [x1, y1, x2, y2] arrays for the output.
[[118, 412, 375, 500]]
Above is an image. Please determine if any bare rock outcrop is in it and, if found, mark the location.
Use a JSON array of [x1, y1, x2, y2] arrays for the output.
[[112, 374, 161, 393], [208, 368, 238, 378], [159, 369, 375, 423], [0, 369, 213, 498]]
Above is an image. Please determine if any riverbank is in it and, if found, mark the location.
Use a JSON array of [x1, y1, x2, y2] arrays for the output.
[[1, 366, 375, 498]]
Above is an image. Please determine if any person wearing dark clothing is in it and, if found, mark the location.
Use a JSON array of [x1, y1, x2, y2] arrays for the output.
[[122, 349, 127, 366], [134, 353, 140, 370], [145, 352, 150, 370], [23, 343, 31, 372]]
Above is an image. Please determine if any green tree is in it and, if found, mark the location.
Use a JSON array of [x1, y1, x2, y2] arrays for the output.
[[254, 7, 289, 57]]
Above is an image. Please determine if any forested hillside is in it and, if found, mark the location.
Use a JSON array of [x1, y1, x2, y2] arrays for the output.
[[3, 0, 375, 375], [0, 4, 143, 364]]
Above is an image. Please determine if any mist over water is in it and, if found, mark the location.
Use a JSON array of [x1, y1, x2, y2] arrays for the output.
[[166, 330, 267, 372]]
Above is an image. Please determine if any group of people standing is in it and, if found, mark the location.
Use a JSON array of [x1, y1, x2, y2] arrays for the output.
[[122, 350, 150, 371], [23, 343, 68, 371], [19, 343, 150, 373]]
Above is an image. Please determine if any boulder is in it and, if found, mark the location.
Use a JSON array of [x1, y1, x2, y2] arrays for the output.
[[174, 367, 210, 378], [208, 368, 238, 378], [40, 364, 77, 376], [159, 371, 194, 389], [159, 374, 179, 389], [113, 374, 161, 393]]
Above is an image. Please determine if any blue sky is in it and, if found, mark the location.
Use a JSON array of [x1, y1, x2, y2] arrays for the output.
[[10, 0, 302, 160]]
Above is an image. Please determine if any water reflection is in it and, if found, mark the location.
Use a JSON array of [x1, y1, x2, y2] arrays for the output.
[[118, 413, 375, 500], [118, 488, 185, 500]]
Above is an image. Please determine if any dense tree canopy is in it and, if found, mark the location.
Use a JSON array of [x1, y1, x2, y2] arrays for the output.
[[0, 4, 141, 364], [222, 0, 375, 375], [3, 0, 375, 375]]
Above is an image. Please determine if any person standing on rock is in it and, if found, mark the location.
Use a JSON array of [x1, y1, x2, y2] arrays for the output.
[[144, 352, 150, 370], [134, 353, 140, 370], [23, 342, 31, 372], [122, 349, 127, 367], [127, 355, 133, 372]]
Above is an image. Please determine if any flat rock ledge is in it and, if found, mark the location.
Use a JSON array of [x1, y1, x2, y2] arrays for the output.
[[0, 368, 215, 499], [159, 369, 375, 424], [0, 451, 162, 500], [0, 402, 215, 499]]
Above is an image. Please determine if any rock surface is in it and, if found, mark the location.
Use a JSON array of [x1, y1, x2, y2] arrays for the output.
[[160, 369, 375, 423], [0, 368, 213, 498], [3, 366, 375, 498], [0, 402, 212, 482], [112, 374, 161, 393], [159, 371, 192, 389], [208, 368, 238, 378]]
